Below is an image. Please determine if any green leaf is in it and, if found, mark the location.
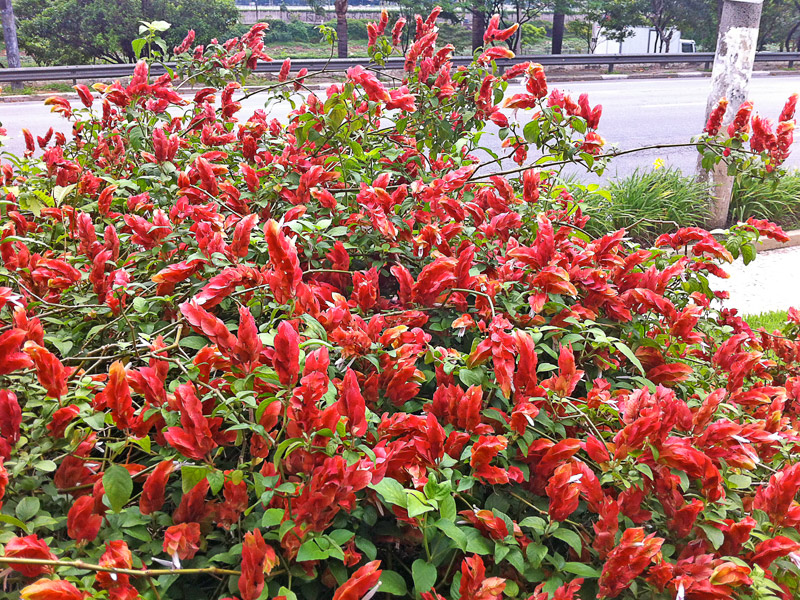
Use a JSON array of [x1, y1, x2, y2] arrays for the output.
[[180, 335, 209, 350], [552, 528, 583, 555], [297, 538, 329, 562], [494, 543, 510, 563], [406, 493, 434, 518], [505, 547, 525, 573], [380, 570, 408, 596], [0, 514, 29, 532], [206, 469, 224, 495], [562, 562, 601, 578], [181, 465, 209, 494], [464, 528, 494, 555], [16, 497, 40, 522], [727, 474, 752, 489], [148, 20, 171, 31], [526, 543, 547, 568], [103, 465, 133, 513], [328, 529, 355, 545], [369, 477, 407, 508], [435, 518, 468, 550], [262, 508, 285, 528], [355, 536, 377, 560], [519, 516, 546, 534], [699, 523, 724, 550], [523, 120, 540, 144], [614, 341, 645, 375], [131, 38, 147, 60], [741, 243, 756, 265], [412, 559, 437, 593], [458, 367, 484, 387], [34, 460, 58, 472], [439, 494, 457, 521]]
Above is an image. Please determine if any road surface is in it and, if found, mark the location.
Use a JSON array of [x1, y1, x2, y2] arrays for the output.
[[2, 75, 800, 178]]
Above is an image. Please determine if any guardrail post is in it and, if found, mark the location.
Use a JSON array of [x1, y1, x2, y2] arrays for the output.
[[607, 63, 614, 74]]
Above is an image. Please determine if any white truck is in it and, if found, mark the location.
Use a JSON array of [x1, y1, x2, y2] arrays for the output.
[[593, 26, 696, 54]]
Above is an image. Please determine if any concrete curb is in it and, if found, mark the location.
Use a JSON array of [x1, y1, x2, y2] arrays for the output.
[[755, 228, 800, 252]]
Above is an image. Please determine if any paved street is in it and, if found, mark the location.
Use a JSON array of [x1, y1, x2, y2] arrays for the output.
[[3, 74, 800, 177]]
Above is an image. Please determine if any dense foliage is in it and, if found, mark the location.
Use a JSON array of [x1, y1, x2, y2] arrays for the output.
[[2, 11, 800, 600], [14, 0, 238, 64]]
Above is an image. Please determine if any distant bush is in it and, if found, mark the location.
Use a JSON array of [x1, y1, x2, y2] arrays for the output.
[[263, 18, 322, 43], [521, 22, 546, 48], [581, 168, 710, 243], [437, 22, 472, 52], [731, 172, 800, 228]]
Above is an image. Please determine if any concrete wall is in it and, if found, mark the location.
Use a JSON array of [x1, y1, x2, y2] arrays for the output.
[[238, 5, 398, 24]]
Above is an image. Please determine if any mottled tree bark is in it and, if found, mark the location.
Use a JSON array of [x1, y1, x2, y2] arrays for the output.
[[698, 0, 764, 228]]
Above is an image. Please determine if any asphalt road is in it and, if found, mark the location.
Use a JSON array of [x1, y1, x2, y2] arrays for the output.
[[2, 74, 800, 180]]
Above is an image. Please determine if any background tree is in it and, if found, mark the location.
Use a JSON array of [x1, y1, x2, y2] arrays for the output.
[[334, 0, 348, 57], [14, 0, 238, 64], [566, 17, 594, 52], [582, 0, 644, 47], [471, 1, 485, 50], [550, 0, 582, 53], [464, 0, 547, 52], [395, 0, 458, 50], [756, 0, 800, 50], [644, 0, 684, 51], [583, 0, 723, 52], [0, 0, 22, 89]]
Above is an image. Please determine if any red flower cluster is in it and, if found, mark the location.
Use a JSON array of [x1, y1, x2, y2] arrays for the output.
[[0, 10, 799, 600]]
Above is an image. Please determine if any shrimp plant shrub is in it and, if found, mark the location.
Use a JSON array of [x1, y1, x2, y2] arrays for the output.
[[1, 11, 800, 600]]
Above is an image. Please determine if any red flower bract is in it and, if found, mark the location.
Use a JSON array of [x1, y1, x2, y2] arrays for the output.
[[4, 535, 57, 577], [0, 11, 798, 600], [163, 522, 202, 562], [67, 496, 102, 544], [20, 579, 83, 600], [239, 529, 277, 600], [598, 528, 664, 598], [333, 560, 382, 600]]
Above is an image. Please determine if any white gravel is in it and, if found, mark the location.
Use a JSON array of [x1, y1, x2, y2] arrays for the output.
[[709, 246, 800, 315]]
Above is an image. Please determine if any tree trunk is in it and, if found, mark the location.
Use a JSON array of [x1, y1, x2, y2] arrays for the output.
[[785, 20, 800, 53], [698, 0, 764, 228], [551, 12, 565, 54], [335, 0, 348, 58], [472, 8, 485, 51], [0, 0, 22, 90]]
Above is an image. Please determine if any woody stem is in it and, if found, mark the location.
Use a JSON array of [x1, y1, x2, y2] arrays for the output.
[[451, 288, 497, 319], [0, 556, 241, 578]]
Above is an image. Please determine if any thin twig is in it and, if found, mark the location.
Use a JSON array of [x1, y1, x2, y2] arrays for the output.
[[0, 556, 240, 577]]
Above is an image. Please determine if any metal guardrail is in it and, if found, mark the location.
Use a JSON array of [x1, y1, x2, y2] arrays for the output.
[[2, 52, 800, 84]]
